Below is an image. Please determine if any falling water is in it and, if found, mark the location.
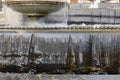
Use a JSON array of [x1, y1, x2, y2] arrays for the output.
[[2, 3, 24, 26], [1, 0, 68, 27], [0, 0, 120, 77], [89, 0, 100, 8], [0, 32, 119, 74], [0, 33, 31, 66]]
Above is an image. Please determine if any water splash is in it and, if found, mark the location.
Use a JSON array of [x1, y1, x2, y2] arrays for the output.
[[89, 0, 100, 8]]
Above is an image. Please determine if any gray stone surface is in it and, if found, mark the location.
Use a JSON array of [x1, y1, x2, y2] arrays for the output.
[[0, 73, 120, 80]]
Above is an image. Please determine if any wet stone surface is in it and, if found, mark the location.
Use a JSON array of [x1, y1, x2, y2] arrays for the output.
[[0, 73, 120, 80]]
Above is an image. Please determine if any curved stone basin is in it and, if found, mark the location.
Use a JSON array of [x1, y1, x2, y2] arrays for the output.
[[3, 0, 66, 15]]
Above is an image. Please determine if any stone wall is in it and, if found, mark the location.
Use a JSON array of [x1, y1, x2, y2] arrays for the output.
[[45, 3, 120, 25], [68, 3, 120, 25], [69, 3, 120, 9], [68, 8, 120, 24]]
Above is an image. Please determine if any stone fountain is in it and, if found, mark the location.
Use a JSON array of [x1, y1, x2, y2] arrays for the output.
[[3, 0, 66, 15], [0, 0, 120, 74], [2, 0, 67, 26]]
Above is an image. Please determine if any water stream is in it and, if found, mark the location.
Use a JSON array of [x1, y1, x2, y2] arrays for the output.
[[0, 0, 120, 75], [0, 32, 119, 73]]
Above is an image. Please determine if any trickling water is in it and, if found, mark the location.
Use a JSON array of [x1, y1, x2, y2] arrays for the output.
[[0, 32, 119, 73], [0, 33, 31, 66], [0, 0, 120, 74]]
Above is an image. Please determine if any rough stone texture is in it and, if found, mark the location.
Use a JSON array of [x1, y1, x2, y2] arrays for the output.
[[68, 4, 120, 24], [0, 73, 120, 80]]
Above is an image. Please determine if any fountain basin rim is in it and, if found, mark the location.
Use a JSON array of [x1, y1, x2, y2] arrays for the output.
[[3, 1, 66, 15], [0, 29, 120, 34], [0, 27, 120, 31], [4, 1, 66, 5]]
